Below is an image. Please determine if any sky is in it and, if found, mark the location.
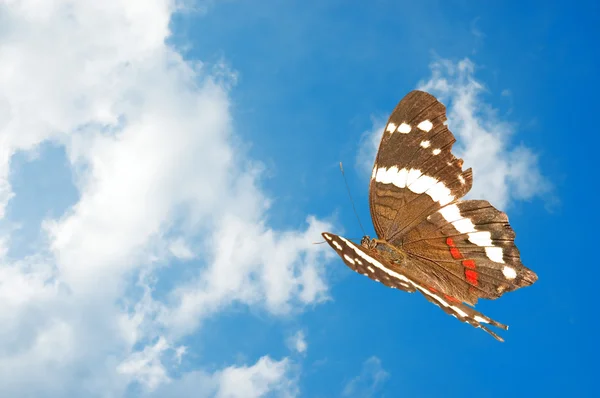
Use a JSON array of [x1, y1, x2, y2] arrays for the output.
[[0, 0, 598, 397]]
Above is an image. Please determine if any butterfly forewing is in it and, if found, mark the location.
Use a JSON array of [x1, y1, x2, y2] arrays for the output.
[[321, 232, 416, 293], [369, 90, 472, 242]]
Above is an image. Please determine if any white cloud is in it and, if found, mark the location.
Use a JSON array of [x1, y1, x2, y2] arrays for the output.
[[287, 330, 308, 354], [0, 0, 333, 396], [148, 355, 298, 398], [117, 337, 171, 391], [357, 57, 549, 210], [168, 238, 195, 260], [159, 215, 332, 338], [174, 345, 187, 365], [216, 356, 298, 398], [342, 356, 389, 398], [356, 115, 387, 175]]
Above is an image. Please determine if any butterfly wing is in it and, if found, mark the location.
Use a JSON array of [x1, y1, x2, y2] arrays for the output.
[[367, 90, 537, 304], [369, 90, 472, 241], [401, 200, 538, 304], [322, 232, 510, 341], [325, 90, 538, 341], [321, 232, 415, 293]]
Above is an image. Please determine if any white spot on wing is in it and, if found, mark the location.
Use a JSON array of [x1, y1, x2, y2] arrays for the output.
[[375, 166, 408, 188], [468, 231, 493, 247], [343, 254, 355, 265], [367, 266, 375, 273], [458, 175, 466, 185], [439, 205, 476, 233], [397, 122, 411, 134], [408, 174, 438, 194], [406, 169, 423, 186], [432, 148, 441, 155], [324, 234, 332, 241], [386, 123, 397, 133], [427, 182, 454, 206], [453, 219, 476, 233], [417, 120, 433, 132], [486, 247, 505, 263], [420, 140, 431, 148], [332, 241, 343, 251], [375, 166, 454, 205], [502, 265, 517, 279], [474, 315, 489, 324], [439, 204, 462, 223]]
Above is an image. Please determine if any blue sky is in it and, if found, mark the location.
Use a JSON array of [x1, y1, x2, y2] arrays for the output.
[[0, 0, 598, 397]]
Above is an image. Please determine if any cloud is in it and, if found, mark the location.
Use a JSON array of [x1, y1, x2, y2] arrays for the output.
[[342, 356, 389, 398], [117, 337, 171, 390], [357, 57, 550, 210], [216, 356, 298, 398], [157, 215, 332, 338], [148, 355, 298, 398], [0, 0, 332, 396], [287, 330, 308, 354], [356, 115, 387, 176], [168, 238, 195, 261]]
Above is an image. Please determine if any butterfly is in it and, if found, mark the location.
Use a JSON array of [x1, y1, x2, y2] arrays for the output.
[[323, 90, 537, 341]]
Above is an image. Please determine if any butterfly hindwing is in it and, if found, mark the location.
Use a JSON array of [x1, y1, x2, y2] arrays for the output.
[[322, 232, 510, 342], [401, 200, 538, 303]]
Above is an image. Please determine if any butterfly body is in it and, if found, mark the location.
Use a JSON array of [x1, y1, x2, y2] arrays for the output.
[[323, 90, 537, 341], [361, 236, 406, 264]]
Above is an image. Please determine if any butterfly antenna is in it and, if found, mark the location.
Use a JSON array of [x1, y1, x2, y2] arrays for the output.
[[339, 162, 367, 237]]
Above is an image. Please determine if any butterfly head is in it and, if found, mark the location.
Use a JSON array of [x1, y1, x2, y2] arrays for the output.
[[360, 235, 377, 250]]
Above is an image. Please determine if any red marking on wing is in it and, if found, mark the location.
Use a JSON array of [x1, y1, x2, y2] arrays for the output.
[[450, 247, 462, 259], [444, 294, 461, 303], [446, 237, 479, 286], [465, 269, 479, 285], [429, 286, 438, 293], [446, 237, 463, 259]]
